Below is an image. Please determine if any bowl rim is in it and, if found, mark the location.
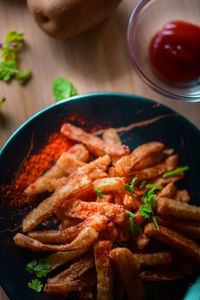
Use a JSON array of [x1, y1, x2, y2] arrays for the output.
[[127, 0, 200, 102], [1, 92, 199, 157]]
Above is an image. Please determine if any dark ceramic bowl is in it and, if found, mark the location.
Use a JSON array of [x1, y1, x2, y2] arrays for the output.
[[0, 93, 200, 300]]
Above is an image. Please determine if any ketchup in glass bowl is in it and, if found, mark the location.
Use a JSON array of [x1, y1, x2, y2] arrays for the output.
[[127, 0, 200, 102]]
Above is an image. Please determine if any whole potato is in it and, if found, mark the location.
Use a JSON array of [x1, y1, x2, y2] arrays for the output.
[[27, 0, 122, 39]]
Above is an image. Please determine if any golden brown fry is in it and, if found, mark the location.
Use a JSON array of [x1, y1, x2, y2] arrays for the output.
[[102, 128, 122, 146], [14, 227, 99, 251], [123, 191, 139, 209], [89, 170, 108, 181], [130, 154, 179, 179], [133, 252, 172, 266], [132, 232, 150, 250], [94, 177, 125, 193], [47, 248, 89, 272], [133, 151, 165, 171], [134, 210, 146, 226], [28, 215, 107, 243], [138, 265, 184, 281], [62, 200, 125, 224], [67, 144, 89, 162], [56, 152, 86, 173], [94, 240, 113, 300], [77, 155, 111, 175], [174, 190, 190, 203], [115, 142, 164, 176], [157, 216, 200, 240], [157, 197, 200, 221], [109, 247, 145, 300], [61, 123, 129, 157], [157, 183, 176, 199], [22, 174, 92, 232], [100, 222, 118, 242], [47, 177, 68, 192], [58, 216, 81, 229], [144, 223, 200, 263]]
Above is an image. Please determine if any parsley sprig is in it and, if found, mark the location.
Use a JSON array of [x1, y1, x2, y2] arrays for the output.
[[125, 210, 142, 235], [26, 258, 51, 278], [28, 279, 43, 293], [124, 175, 138, 196], [0, 97, 5, 107], [96, 187, 107, 200]]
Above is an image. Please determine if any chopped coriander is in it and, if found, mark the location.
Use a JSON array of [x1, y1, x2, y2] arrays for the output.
[[139, 180, 146, 189], [1, 44, 16, 61], [124, 175, 138, 196], [0, 61, 18, 82], [53, 78, 78, 102], [5, 31, 24, 48], [96, 187, 107, 200], [28, 279, 43, 293], [26, 258, 51, 278], [146, 184, 163, 190], [125, 210, 135, 219], [125, 210, 143, 235], [0, 97, 6, 107], [17, 70, 32, 85], [162, 166, 190, 178]]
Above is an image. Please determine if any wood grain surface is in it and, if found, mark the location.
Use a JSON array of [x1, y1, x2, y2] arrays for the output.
[[0, 0, 200, 299]]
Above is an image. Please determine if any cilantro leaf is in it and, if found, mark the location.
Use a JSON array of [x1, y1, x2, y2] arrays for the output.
[[139, 180, 146, 189], [16, 70, 31, 85], [28, 279, 43, 293], [0, 61, 18, 82], [162, 166, 189, 178], [26, 259, 37, 274], [146, 184, 163, 190], [53, 78, 78, 102], [0, 97, 6, 107], [96, 187, 107, 200], [124, 175, 138, 196], [125, 210, 143, 235], [1, 44, 16, 62], [5, 31, 24, 48], [26, 258, 51, 278]]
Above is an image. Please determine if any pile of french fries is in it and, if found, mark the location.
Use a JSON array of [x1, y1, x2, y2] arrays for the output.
[[13, 123, 200, 299]]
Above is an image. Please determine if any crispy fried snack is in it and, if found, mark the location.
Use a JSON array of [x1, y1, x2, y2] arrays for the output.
[[94, 177, 125, 193], [133, 252, 172, 266], [157, 198, 200, 221], [102, 128, 122, 146], [174, 190, 190, 203], [144, 223, 200, 263], [157, 183, 176, 199], [138, 265, 184, 281], [109, 247, 145, 300], [67, 144, 89, 162], [132, 232, 150, 250], [94, 240, 113, 300], [61, 123, 129, 157]]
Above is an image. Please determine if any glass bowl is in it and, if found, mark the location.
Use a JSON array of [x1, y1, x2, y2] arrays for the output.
[[127, 0, 200, 102]]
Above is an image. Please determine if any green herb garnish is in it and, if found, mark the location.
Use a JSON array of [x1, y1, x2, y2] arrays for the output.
[[139, 188, 160, 231], [0, 61, 18, 82], [16, 70, 32, 85], [125, 210, 143, 235], [146, 184, 163, 190], [162, 166, 190, 178], [26, 258, 51, 278], [0, 97, 6, 107], [139, 180, 146, 189], [53, 78, 78, 102], [124, 175, 138, 196], [28, 279, 43, 293], [96, 187, 107, 200], [5, 31, 24, 47]]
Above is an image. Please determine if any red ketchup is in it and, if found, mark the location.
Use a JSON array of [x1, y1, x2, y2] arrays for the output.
[[149, 21, 200, 83]]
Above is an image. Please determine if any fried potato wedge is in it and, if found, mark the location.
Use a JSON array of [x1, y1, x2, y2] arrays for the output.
[[144, 223, 200, 263], [174, 190, 190, 203], [123, 191, 139, 209], [157, 183, 176, 199], [56, 152, 86, 174], [59, 216, 81, 229], [22, 174, 92, 232], [102, 128, 122, 146], [157, 198, 200, 221], [61, 123, 129, 157], [62, 200, 125, 224], [133, 252, 172, 266], [47, 247, 89, 272], [100, 222, 118, 242], [94, 177, 125, 193], [109, 247, 145, 300], [115, 142, 164, 176], [67, 144, 89, 162], [138, 265, 184, 281], [132, 232, 150, 250], [28, 215, 107, 243], [14, 227, 99, 251], [130, 154, 179, 179], [94, 240, 113, 300]]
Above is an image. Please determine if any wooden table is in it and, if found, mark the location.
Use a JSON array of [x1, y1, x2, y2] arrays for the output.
[[0, 0, 199, 299]]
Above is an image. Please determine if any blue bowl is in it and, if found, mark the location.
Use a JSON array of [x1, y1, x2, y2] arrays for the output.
[[0, 93, 200, 300]]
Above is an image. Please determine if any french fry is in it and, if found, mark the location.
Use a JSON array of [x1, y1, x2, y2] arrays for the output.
[[88, 170, 108, 181], [133, 252, 172, 266], [100, 222, 118, 242], [28, 215, 108, 243], [123, 191, 139, 209], [62, 200, 126, 224], [56, 152, 86, 174], [94, 240, 113, 300], [116, 219, 130, 242], [148, 172, 184, 186], [47, 247, 90, 272], [138, 265, 184, 281], [47, 177, 68, 192], [94, 177, 125, 193], [144, 223, 200, 263], [102, 128, 122, 146], [22, 174, 92, 232], [77, 155, 111, 175], [109, 247, 145, 300], [163, 148, 174, 156], [108, 167, 118, 177], [59, 217, 81, 229], [130, 155, 179, 179], [115, 142, 164, 176], [132, 232, 150, 250], [14, 227, 99, 251], [44, 270, 96, 295], [134, 210, 146, 225], [174, 189, 190, 203], [157, 197, 200, 221], [133, 151, 165, 171], [157, 216, 200, 240], [67, 144, 89, 162], [61, 123, 129, 157], [157, 183, 176, 199]]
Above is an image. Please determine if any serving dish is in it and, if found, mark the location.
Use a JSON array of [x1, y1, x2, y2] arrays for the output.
[[0, 92, 200, 299]]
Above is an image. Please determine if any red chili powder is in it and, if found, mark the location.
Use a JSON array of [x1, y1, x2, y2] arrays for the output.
[[1, 132, 72, 208]]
